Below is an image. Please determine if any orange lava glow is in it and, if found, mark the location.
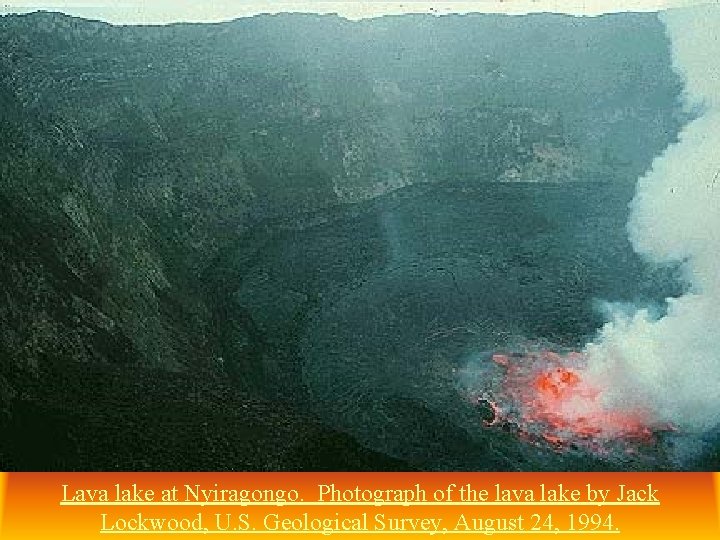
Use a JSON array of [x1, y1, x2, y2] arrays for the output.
[[482, 349, 665, 452]]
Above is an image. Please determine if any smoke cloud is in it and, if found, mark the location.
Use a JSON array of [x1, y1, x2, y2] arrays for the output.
[[585, 5, 720, 432]]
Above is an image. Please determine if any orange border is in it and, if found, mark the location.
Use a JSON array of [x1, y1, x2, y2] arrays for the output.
[[0, 472, 718, 539], [714, 472, 720, 530], [0, 472, 8, 535]]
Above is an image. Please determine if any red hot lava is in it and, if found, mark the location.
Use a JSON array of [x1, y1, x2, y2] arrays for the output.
[[480, 349, 664, 452]]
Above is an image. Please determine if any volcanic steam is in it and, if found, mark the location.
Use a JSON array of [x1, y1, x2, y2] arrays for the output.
[[475, 6, 720, 453], [583, 6, 720, 433]]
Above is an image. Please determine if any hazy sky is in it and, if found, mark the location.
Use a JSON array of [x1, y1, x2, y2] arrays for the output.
[[0, 1, 708, 24]]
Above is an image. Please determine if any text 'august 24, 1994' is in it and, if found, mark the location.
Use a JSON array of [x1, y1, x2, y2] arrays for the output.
[[58, 480, 662, 535]]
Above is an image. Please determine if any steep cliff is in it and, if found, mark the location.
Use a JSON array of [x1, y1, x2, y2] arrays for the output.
[[0, 11, 695, 470]]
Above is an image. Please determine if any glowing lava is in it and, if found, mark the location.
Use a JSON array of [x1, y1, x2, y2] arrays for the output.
[[481, 349, 665, 452]]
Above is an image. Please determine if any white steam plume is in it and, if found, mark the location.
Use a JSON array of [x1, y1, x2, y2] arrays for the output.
[[585, 5, 720, 432]]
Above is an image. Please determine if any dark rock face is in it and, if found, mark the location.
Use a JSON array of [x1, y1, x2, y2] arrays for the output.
[[1, 10, 706, 470]]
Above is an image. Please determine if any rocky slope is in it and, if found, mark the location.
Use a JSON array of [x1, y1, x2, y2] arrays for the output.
[[1, 11, 703, 470]]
